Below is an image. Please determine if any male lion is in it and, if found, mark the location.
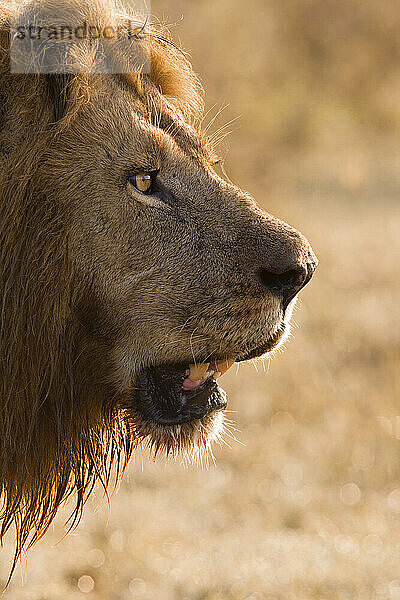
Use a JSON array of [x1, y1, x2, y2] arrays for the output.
[[0, 0, 317, 577]]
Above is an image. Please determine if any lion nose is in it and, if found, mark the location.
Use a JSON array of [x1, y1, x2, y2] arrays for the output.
[[257, 261, 316, 308]]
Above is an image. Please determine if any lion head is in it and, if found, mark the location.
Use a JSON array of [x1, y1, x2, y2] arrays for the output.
[[0, 0, 317, 576]]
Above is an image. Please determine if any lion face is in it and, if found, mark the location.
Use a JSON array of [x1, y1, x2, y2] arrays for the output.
[[43, 77, 317, 456]]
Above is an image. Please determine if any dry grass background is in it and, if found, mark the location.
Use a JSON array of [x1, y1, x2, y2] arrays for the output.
[[1, 1, 400, 598]]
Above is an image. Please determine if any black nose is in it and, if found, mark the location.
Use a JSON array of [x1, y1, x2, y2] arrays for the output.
[[257, 262, 315, 308]]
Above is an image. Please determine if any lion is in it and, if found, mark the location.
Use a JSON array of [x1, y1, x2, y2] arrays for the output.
[[0, 0, 317, 579]]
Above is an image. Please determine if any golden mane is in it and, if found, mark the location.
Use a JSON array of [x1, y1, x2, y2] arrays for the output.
[[0, 0, 203, 582]]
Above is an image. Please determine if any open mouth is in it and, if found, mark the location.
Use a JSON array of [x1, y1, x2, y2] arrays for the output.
[[134, 360, 232, 428]]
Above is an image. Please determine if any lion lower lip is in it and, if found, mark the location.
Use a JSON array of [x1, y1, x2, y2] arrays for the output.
[[134, 364, 227, 427]]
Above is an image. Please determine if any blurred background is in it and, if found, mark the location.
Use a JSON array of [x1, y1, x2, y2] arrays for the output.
[[2, 0, 400, 598]]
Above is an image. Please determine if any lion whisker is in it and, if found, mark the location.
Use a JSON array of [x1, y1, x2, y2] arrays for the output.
[[203, 103, 230, 134]]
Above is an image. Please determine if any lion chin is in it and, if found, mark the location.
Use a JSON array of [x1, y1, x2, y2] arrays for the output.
[[126, 322, 289, 461]]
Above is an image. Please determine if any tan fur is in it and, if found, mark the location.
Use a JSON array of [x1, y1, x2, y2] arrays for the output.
[[0, 0, 317, 581]]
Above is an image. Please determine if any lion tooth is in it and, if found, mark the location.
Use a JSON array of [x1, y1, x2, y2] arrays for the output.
[[215, 358, 235, 375], [188, 363, 210, 381]]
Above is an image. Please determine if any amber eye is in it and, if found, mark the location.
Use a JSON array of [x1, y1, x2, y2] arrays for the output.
[[128, 172, 154, 194]]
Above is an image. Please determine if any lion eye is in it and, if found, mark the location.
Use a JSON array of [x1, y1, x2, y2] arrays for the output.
[[129, 172, 154, 194]]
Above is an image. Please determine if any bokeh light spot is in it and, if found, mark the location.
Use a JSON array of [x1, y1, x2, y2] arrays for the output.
[[77, 575, 94, 593]]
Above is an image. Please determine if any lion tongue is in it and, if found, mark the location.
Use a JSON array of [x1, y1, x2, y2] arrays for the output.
[[182, 363, 209, 391], [182, 359, 235, 391], [182, 376, 208, 391]]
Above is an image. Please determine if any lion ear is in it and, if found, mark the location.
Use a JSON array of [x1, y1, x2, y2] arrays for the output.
[[149, 39, 204, 119]]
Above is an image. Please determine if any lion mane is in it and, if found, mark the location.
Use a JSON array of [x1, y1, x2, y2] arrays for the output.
[[0, 0, 203, 578]]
